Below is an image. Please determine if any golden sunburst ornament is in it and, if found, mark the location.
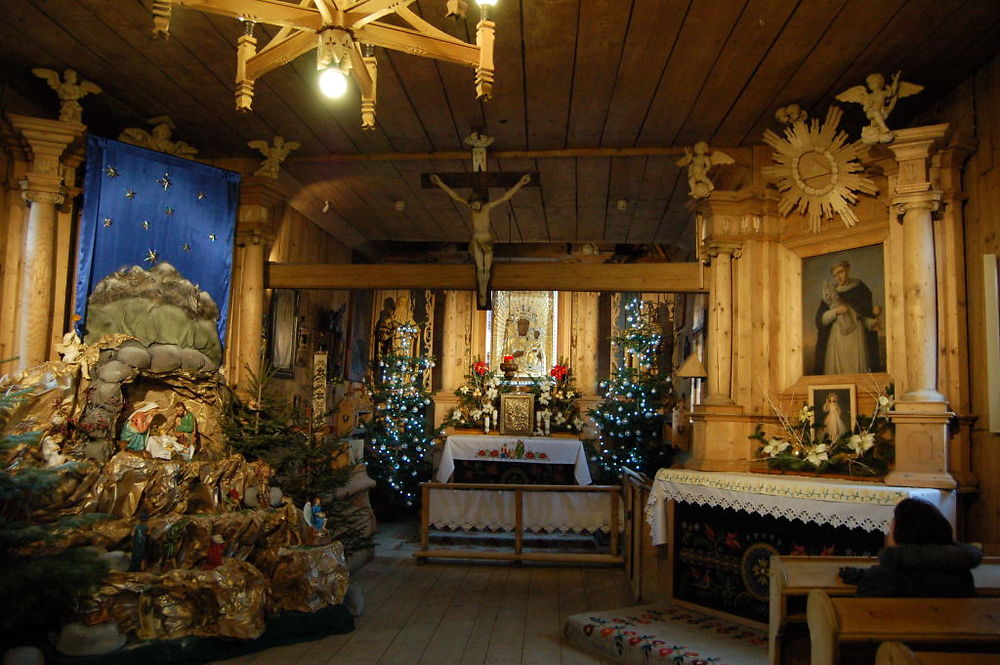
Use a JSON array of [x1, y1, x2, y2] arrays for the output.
[[762, 106, 877, 233]]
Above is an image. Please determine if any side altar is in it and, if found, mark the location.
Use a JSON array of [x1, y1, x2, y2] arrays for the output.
[[645, 469, 954, 623], [435, 433, 592, 486]]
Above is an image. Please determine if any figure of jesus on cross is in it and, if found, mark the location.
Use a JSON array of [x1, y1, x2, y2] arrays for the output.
[[424, 132, 537, 310], [429, 173, 532, 309]]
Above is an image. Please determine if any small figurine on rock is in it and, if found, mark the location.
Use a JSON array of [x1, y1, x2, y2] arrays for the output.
[[303, 495, 327, 531], [203, 534, 226, 570]]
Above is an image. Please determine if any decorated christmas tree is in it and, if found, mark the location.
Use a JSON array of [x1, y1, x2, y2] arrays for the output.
[[365, 323, 436, 514], [588, 299, 674, 481]]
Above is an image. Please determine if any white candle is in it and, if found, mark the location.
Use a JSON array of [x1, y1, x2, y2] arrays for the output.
[[484, 415, 490, 433], [543, 413, 551, 436]]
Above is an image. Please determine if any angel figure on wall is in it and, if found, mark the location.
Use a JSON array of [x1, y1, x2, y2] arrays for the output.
[[836, 71, 923, 144], [119, 116, 198, 159], [248, 136, 300, 179], [676, 141, 734, 199], [32, 68, 102, 124], [464, 131, 495, 172]]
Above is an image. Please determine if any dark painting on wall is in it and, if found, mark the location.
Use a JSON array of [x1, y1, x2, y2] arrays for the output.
[[347, 290, 372, 383]]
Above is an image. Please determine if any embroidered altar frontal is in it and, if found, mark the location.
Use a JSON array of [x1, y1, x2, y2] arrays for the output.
[[672, 503, 883, 623]]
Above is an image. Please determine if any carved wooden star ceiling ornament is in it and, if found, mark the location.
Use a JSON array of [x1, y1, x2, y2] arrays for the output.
[[151, 0, 496, 130], [762, 106, 877, 233]]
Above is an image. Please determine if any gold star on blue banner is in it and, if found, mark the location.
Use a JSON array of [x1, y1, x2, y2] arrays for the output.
[[144, 249, 158, 264], [125, 189, 136, 199], [105, 165, 119, 178], [141, 220, 150, 230], [157, 173, 172, 190], [182, 243, 191, 252], [165, 207, 175, 216]]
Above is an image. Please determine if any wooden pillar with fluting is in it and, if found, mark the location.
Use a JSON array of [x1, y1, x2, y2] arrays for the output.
[[703, 243, 740, 406], [8, 115, 83, 371], [229, 178, 285, 395], [884, 124, 955, 489]]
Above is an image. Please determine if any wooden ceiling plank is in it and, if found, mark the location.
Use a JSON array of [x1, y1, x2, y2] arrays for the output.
[[411, 1, 486, 146], [565, 0, 632, 147], [575, 156, 612, 243], [268, 261, 706, 292], [626, 156, 676, 245], [599, 0, 691, 147], [292, 162, 395, 241], [650, 170, 692, 249], [68, 0, 257, 150], [366, 50, 434, 153], [389, 158, 460, 240], [521, 0, 579, 150], [636, 0, 747, 147], [668, 0, 798, 147], [386, 51, 463, 152], [739, 0, 907, 145], [603, 156, 646, 243], [711, 0, 846, 146], [536, 158, 577, 243], [480, 0, 527, 150]]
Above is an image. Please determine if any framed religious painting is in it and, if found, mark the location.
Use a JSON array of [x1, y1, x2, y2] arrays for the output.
[[499, 393, 534, 436], [801, 244, 886, 377], [269, 289, 298, 378], [489, 290, 556, 381], [809, 384, 856, 443]]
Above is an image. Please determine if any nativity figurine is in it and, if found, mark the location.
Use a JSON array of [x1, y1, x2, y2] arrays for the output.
[[836, 71, 924, 144]]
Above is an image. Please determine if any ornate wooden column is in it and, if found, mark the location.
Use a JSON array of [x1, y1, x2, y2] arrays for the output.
[[230, 178, 285, 394], [686, 192, 755, 471], [884, 124, 955, 489], [8, 115, 83, 371], [434, 289, 477, 425]]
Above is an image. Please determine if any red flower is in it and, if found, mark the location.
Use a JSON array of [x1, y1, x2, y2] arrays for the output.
[[539, 452, 549, 460], [502, 355, 514, 363], [474, 361, 489, 375], [704, 524, 716, 541], [820, 544, 836, 556], [725, 532, 740, 549], [490, 450, 499, 457], [550, 364, 568, 380], [629, 637, 643, 645], [792, 544, 807, 555], [525, 452, 535, 459]]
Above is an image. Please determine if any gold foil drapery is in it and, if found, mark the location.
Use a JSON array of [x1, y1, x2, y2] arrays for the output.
[[267, 542, 349, 613]]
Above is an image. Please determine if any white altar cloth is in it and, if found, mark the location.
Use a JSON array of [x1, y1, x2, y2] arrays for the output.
[[645, 469, 955, 546], [427, 487, 616, 532], [436, 435, 592, 486]]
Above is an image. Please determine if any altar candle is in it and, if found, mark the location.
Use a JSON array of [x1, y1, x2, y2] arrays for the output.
[[484, 415, 490, 433], [543, 413, 551, 436]]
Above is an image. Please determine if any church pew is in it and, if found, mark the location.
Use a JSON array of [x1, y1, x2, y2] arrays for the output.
[[875, 641, 1000, 665], [806, 590, 1000, 665], [769, 555, 1000, 665]]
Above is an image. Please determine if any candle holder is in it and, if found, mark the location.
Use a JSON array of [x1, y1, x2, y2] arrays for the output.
[[499, 358, 518, 380]]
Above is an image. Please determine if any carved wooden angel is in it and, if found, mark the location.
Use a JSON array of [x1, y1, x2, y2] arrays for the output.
[[32, 68, 102, 124], [464, 131, 494, 172], [119, 116, 198, 159], [836, 71, 923, 144], [248, 136, 300, 179], [676, 141, 735, 199]]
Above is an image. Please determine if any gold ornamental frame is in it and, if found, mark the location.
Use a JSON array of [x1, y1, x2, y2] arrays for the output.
[[499, 393, 534, 436]]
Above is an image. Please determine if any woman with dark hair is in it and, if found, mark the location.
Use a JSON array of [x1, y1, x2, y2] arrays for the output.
[[839, 498, 982, 597]]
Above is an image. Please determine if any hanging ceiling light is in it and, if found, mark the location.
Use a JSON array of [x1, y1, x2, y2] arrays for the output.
[[152, 0, 499, 131]]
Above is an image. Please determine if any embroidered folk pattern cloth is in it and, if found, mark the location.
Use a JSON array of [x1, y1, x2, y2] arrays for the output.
[[563, 603, 767, 665], [436, 435, 592, 485], [645, 469, 954, 546]]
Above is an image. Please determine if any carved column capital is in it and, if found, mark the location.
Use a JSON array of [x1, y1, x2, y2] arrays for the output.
[[701, 240, 743, 262], [20, 182, 66, 207], [892, 190, 943, 221], [8, 114, 84, 177]]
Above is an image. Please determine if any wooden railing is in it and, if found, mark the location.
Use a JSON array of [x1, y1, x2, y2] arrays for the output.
[[414, 481, 623, 565]]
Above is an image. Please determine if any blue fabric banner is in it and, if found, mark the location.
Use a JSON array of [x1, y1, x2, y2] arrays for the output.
[[76, 136, 240, 342]]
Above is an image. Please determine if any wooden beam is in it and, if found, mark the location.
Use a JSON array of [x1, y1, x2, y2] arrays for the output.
[[292, 145, 691, 164], [266, 261, 706, 292]]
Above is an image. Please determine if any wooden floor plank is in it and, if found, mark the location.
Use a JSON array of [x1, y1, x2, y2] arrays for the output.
[[458, 565, 511, 665], [482, 567, 531, 665], [417, 564, 497, 665]]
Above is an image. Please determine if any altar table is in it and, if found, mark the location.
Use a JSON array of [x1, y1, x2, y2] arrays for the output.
[[430, 435, 611, 532], [436, 435, 592, 485]]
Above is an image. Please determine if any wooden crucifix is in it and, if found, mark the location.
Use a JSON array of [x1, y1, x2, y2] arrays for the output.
[[422, 134, 538, 310]]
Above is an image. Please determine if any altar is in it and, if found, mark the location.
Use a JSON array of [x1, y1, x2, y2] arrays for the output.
[[645, 469, 955, 622], [427, 434, 614, 535]]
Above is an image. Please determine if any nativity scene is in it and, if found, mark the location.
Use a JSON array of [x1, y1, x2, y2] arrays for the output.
[[1, 1, 1000, 664]]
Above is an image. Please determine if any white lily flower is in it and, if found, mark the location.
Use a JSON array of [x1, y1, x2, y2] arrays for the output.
[[763, 438, 790, 456], [805, 444, 829, 466]]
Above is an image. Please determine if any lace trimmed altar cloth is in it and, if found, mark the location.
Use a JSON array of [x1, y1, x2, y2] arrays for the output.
[[429, 435, 614, 532], [645, 469, 955, 546]]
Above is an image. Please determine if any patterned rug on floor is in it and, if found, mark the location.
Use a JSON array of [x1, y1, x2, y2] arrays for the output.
[[563, 603, 768, 665]]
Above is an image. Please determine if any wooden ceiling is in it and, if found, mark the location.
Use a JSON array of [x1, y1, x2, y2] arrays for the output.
[[2, 0, 999, 261]]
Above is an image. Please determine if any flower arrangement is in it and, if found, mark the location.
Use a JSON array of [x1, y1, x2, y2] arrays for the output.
[[441, 360, 506, 430], [751, 380, 894, 477], [528, 362, 585, 434]]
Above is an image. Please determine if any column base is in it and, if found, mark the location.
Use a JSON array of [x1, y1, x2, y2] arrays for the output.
[[686, 403, 748, 472], [886, 404, 956, 489]]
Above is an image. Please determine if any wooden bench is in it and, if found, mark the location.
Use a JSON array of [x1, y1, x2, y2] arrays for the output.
[[875, 641, 1000, 665], [769, 555, 1000, 665], [807, 591, 1000, 665]]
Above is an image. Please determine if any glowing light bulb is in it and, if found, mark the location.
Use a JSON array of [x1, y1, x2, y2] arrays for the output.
[[319, 67, 349, 98]]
